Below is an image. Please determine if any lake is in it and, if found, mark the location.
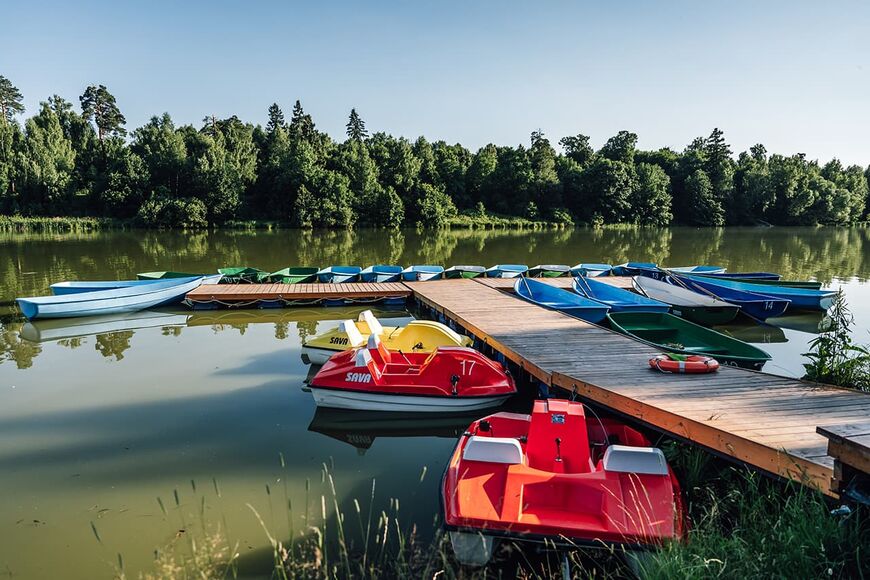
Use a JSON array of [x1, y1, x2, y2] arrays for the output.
[[1, 226, 868, 578]]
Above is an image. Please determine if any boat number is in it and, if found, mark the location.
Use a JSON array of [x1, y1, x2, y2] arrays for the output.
[[764, 301, 773, 310], [345, 372, 372, 383], [551, 414, 566, 424], [460, 360, 476, 376], [330, 337, 349, 345]]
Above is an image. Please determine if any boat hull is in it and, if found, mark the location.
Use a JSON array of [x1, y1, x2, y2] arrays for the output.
[[670, 304, 741, 325], [515, 278, 610, 323], [444, 266, 485, 279], [682, 274, 833, 310], [310, 388, 510, 412]]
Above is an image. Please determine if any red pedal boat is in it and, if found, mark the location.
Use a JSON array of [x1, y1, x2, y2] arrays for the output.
[[442, 400, 685, 565], [309, 334, 516, 412]]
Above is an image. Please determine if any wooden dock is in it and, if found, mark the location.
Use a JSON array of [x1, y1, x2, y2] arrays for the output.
[[182, 276, 870, 495], [409, 278, 870, 496]]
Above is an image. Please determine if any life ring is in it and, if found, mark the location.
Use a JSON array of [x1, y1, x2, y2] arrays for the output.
[[649, 354, 719, 374]]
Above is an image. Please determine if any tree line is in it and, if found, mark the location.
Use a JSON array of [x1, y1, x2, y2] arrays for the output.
[[1, 75, 868, 229]]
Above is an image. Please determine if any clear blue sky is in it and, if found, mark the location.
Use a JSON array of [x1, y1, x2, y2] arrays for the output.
[[3, 0, 868, 165]]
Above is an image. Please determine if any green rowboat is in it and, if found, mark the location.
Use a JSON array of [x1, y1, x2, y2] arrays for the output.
[[692, 273, 822, 290], [217, 267, 267, 283], [607, 311, 771, 370], [268, 267, 319, 284], [527, 264, 570, 278], [443, 265, 486, 279]]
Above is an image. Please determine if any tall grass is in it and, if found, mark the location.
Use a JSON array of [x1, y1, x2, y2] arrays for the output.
[[0, 215, 127, 233], [803, 289, 870, 392]]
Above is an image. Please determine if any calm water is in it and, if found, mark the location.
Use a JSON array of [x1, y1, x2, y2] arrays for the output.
[[1, 226, 869, 578]]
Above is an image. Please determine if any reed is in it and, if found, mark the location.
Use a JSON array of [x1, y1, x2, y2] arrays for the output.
[[803, 289, 870, 392], [0, 215, 127, 232]]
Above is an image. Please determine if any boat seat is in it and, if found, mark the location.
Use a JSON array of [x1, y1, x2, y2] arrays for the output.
[[340, 320, 366, 347], [463, 436, 524, 464], [366, 333, 392, 364], [358, 310, 384, 335], [602, 445, 668, 475], [354, 347, 373, 368]]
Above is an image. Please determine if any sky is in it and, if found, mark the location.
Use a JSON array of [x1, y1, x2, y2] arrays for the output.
[[3, 0, 869, 165]]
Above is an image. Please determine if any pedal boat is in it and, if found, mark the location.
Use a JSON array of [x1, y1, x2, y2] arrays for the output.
[[443, 399, 684, 566], [308, 334, 515, 412], [301, 310, 472, 365]]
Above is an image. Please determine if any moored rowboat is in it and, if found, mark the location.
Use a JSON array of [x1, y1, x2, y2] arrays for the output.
[[633, 275, 739, 325], [573, 276, 670, 313], [444, 265, 486, 279], [514, 278, 609, 323]]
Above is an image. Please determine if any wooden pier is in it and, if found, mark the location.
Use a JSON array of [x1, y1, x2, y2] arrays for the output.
[[184, 277, 870, 495]]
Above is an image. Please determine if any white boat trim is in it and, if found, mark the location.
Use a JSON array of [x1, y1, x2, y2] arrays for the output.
[[310, 388, 510, 412]]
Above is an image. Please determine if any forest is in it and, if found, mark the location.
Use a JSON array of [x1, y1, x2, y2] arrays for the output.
[[1, 75, 868, 229]]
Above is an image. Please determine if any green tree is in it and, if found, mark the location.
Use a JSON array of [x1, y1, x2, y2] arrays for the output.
[[684, 169, 724, 226], [576, 157, 636, 223], [18, 102, 76, 213], [528, 131, 560, 211], [289, 100, 315, 141], [704, 128, 735, 221], [131, 113, 187, 197], [733, 145, 775, 223], [346, 108, 368, 141], [631, 163, 672, 225], [465, 144, 498, 207], [414, 182, 456, 228], [0, 120, 22, 210], [80, 85, 126, 141], [559, 133, 594, 167], [0, 76, 25, 123], [599, 130, 637, 164], [266, 103, 285, 134]]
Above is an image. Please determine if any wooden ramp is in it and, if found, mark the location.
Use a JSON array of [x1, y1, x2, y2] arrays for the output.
[[185, 282, 410, 306], [410, 278, 870, 496]]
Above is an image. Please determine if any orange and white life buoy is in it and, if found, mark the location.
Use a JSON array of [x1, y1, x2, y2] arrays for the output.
[[649, 354, 719, 374]]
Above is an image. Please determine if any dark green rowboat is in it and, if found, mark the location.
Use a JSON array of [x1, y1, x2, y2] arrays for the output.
[[607, 311, 771, 370], [268, 267, 319, 284], [217, 267, 267, 283], [444, 265, 486, 279]]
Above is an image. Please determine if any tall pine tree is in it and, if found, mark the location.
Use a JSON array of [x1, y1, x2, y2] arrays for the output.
[[346, 108, 368, 141], [0, 76, 25, 124], [80, 85, 126, 140], [266, 103, 285, 134]]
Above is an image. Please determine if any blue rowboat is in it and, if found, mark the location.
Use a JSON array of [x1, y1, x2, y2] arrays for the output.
[[611, 262, 657, 276], [514, 278, 609, 323], [569, 263, 613, 277], [360, 265, 403, 283], [17, 276, 212, 320], [670, 275, 791, 320], [681, 274, 834, 311], [572, 276, 670, 313], [317, 266, 362, 283], [51, 275, 221, 295], [669, 265, 727, 275], [698, 271, 781, 281], [401, 265, 444, 281], [527, 264, 570, 278], [485, 264, 528, 278]]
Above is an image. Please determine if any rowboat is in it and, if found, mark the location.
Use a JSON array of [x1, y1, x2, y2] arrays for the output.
[[633, 276, 739, 325], [360, 265, 403, 283], [17, 276, 213, 320], [444, 265, 486, 279], [301, 310, 472, 365], [443, 399, 684, 566], [569, 263, 612, 277], [137, 271, 204, 280], [268, 267, 319, 284], [670, 274, 791, 320], [50, 274, 221, 295], [218, 267, 267, 283], [681, 274, 835, 311], [485, 264, 528, 278], [401, 265, 444, 281], [611, 262, 657, 276], [608, 311, 771, 370], [316, 266, 362, 283], [527, 264, 570, 278], [308, 334, 515, 412], [668, 265, 727, 275], [19, 310, 190, 342], [696, 271, 781, 281], [514, 278, 609, 323], [692, 272, 821, 290], [573, 276, 670, 313]]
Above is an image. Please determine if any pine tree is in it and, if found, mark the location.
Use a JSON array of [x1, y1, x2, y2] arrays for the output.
[[289, 100, 314, 140], [0, 76, 25, 124], [346, 108, 368, 141], [266, 103, 285, 134], [80, 85, 126, 140]]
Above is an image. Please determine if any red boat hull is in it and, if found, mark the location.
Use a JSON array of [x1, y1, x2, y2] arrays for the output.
[[442, 400, 684, 549]]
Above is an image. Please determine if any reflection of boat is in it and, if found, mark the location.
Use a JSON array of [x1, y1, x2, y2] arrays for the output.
[[302, 310, 472, 365], [527, 265, 570, 278], [444, 265, 485, 279], [19, 310, 190, 342], [309, 335, 515, 411], [401, 265, 444, 281], [717, 322, 788, 344], [573, 276, 670, 313], [307, 407, 487, 451], [17, 276, 217, 320], [443, 399, 684, 566], [360, 265, 403, 283], [766, 311, 826, 335], [514, 278, 609, 323], [633, 276, 739, 325], [607, 311, 772, 370]]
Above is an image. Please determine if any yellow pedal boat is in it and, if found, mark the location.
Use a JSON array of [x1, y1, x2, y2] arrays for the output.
[[301, 310, 473, 365]]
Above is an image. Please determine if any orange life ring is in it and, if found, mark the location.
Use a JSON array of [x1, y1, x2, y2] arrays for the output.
[[649, 354, 719, 374]]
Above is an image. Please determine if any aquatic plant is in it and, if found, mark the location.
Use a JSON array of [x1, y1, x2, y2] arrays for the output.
[[803, 289, 870, 392]]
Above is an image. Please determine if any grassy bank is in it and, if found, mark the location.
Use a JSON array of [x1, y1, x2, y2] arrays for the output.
[[120, 452, 866, 580], [0, 215, 129, 233]]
